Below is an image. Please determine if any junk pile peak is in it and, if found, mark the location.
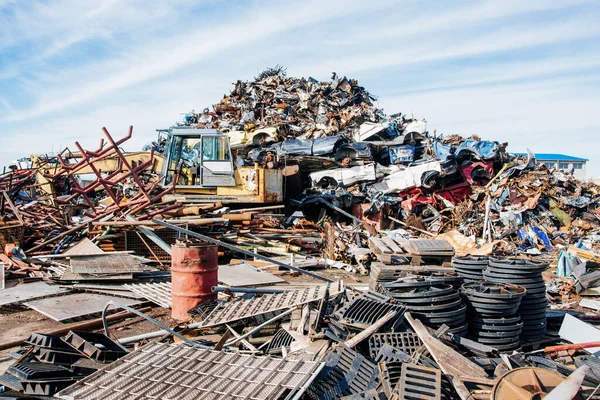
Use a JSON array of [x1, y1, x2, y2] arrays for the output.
[[182, 67, 423, 142]]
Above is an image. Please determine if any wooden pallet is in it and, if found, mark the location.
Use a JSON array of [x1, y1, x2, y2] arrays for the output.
[[369, 237, 453, 266], [369, 262, 457, 289]]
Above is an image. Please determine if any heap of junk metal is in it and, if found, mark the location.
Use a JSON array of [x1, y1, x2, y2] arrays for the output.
[[1, 67, 600, 399]]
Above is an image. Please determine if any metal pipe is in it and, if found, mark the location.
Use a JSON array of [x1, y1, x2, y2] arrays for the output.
[[528, 341, 600, 354], [117, 319, 208, 344], [223, 307, 295, 347], [151, 219, 332, 282], [101, 301, 209, 348], [212, 286, 287, 294]]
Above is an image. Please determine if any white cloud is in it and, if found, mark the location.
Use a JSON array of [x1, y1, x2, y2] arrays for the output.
[[0, 98, 14, 114], [2, 0, 395, 121], [291, 17, 599, 76]]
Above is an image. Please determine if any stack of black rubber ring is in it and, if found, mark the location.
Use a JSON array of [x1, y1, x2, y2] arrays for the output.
[[461, 282, 526, 352], [382, 279, 468, 336], [452, 256, 489, 281], [483, 258, 548, 341]]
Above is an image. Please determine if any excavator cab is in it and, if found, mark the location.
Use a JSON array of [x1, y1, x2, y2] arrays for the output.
[[163, 128, 236, 188]]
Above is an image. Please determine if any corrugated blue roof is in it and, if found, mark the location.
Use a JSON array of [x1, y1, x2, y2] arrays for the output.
[[512, 153, 588, 162]]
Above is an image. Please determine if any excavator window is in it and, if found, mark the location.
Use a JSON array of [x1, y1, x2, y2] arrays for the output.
[[164, 133, 235, 187], [202, 136, 230, 161]]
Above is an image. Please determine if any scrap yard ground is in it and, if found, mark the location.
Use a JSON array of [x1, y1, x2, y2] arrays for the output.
[[1, 69, 600, 399]]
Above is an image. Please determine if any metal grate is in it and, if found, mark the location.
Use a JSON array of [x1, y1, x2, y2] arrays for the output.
[[306, 346, 379, 399], [125, 228, 179, 261], [55, 342, 323, 400], [374, 344, 410, 363], [368, 332, 422, 359], [393, 363, 441, 400], [194, 282, 345, 328], [124, 281, 172, 308], [264, 329, 295, 354], [334, 292, 404, 330]]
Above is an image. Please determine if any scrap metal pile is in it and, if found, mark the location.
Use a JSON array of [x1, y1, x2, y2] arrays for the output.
[[1, 68, 600, 399], [178, 67, 600, 261], [3, 246, 600, 399]]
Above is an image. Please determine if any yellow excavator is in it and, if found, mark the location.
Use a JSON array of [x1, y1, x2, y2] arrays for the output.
[[156, 127, 284, 203], [31, 127, 286, 204]]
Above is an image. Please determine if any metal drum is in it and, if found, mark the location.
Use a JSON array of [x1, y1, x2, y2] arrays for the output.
[[171, 242, 218, 321]]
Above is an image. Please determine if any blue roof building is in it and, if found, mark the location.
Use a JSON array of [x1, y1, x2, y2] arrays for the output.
[[512, 153, 588, 179]]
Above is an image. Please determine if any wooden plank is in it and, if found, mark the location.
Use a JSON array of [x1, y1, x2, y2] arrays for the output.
[[405, 312, 486, 400], [380, 236, 403, 254], [369, 237, 392, 254], [375, 253, 392, 264], [344, 310, 398, 348]]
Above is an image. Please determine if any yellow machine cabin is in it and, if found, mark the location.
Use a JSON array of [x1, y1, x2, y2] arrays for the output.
[[157, 127, 283, 203]]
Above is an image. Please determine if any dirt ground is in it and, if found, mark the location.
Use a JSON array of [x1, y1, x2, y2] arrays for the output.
[[0, 306, 173, 374]]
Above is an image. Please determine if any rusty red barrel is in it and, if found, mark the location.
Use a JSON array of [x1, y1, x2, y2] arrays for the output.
[[171, 242, 218, 321]]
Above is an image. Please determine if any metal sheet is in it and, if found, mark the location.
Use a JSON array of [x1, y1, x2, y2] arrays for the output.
[[64, 238, 104, 255], [23, 293, 142, 322], [56, 342, 323, 400], [60, 271, 134, 281], [195, 281, 344, 328], [0, 282, 70, 307], [559, 314, 600, 356], [70, 254, 155, 274], [218, 263, 284, 287]]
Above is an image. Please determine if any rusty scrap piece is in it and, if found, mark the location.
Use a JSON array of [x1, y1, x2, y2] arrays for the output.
[[490, 367, 567, 400], [334, 291, 406, 330], [46, 126, 174, 218]]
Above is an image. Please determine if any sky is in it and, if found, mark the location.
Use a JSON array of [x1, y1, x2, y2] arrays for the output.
[[0, 0, 599, 176]]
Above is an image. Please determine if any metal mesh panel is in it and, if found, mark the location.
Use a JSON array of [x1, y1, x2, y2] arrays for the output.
[[56, 342, 322, 400], [125, 228, 179, 261]]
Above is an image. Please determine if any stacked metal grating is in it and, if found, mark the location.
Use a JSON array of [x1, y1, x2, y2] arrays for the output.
[[452, 256, 489, 281], [460, 282, 526, 352], [380, 280, 468, 336], [56, 342, 323, 400], [484, 258, 548, 341]]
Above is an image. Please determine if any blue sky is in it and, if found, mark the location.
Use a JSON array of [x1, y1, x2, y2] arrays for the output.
[[0, 0, 599, 175]]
